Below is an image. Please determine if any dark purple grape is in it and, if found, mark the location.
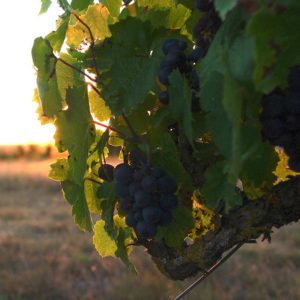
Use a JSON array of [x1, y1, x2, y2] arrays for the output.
[[116, 182, 130, 198], [188, 48, 206, 62], [288, 67, 300, 92], [178, 62, 192, 74], [133, 169, 144, 182], [152, 167, 165, 179], [159, 211, 173, 226], [165, 51, 186, 68], [142, 207, 162, 224], [295, 132, 300, 150], [159, 91, 169, 105], [195, 0, 213, 11], [98, 164, 114, 182], [158, 67, 172, 85], [129, 182, 142, 196], [192, 91, 201, 112], [119, 197, 133, 213], [289, 156, 300, 172], [162, 39, 187, 55], [136, 221, 157, 239], [141, 175, 158, 192], [122, 0, 131, 5], [125, 212, 137, 227], [285, 144, 298, 157], [262, 93, 285, 117], [285, 115, 300, 131], [128, 149, 146, 167], [134, 190, 152, 208], [134, 210, 143, 222], [160, 194, 178, 210], [158, 176, 177, 194], [272, 132, 293, 148], [114, 163, 133, 184], [261, 118, 284, 140], [285, 92, 300, 114]]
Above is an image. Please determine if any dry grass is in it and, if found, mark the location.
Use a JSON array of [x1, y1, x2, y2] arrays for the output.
[[0, 159, 300, 299]]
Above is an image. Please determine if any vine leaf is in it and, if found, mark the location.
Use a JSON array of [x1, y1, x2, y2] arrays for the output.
[[71, 0, 93, 11], [99, 18, 163, 115], [66, 4, 111, 48], [39, 0, 52, 14], [214, 0, 237, 19], [49, 158, 69, 181], [247, 6, 300, 92], [88, 89, 111, 122], [101, 0, 122, 18]]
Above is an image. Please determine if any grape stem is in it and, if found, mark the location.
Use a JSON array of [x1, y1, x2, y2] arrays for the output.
[[174, 242, 244, 300], [93, 121, 127, 139], [84, 177, 102, 185], [71, 10, 100, 78], [122, 113, 139, 139], [53, 56, 97, 83]]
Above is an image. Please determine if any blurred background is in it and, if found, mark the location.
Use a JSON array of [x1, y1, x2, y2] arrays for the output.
[[0, 1, 300, 300]]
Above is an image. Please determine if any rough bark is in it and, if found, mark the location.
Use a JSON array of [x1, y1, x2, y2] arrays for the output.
[[145, 176, 300, 280]]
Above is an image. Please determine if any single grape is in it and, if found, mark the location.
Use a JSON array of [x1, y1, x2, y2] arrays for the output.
[[262, 93, 285, 117], [128, 149, 146, 167], [288, 156, 300, 172], [191, 91, 201, 112], [119, 197, 133, 213], [133, 169, 144, 182], [159, 211, 173, 226], [195, 0, 213, 11], [285, 115, 300, 131], [159, 91, 169, 105], [98, 164, 114, 182], [162, 39, 187, 55], [188, 48, 206, 63], [160, 194, 178, 210], [136, 221, 157, 239], [158, 67, 172, 86], [152, 167, 165, 179], [142, 207, 162, 224], [261, 118, 284, 140], [114, 163, 133, 184], [134, 190, 152, 208], [158, 176, 177, 194], [134, 210, 143, 222], [165, 51, 186, 68], [288, 67, 300, 92], [285, 92, 300, 114], [115, 182, 130, 198], [272, 132, 293, 148], [125, 212, 137, 227], [141, 175, 158, 192], [129, 181, 142, 196]]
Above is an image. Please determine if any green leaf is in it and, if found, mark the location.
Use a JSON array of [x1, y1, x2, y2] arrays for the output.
[[46, 15, 70, 52], [40, 0, 52, 14], [62, 180, 92, 231], [93, 220, 118, 257], [66, 4, 111, 48], [169, 70, 194, 145], [99, 18, 163, 115], [49, 158, 69, 181], [247, 6, 300, 92], [101, 0, 122, 18], [88, 89, 111, 122], [56, 53, 85, 100], [214, 0, 237, 19], [156, 204, 194, 248], [202, 163, 242, 210], [71, 0, 93, 11], [137, 0, 174, 8]]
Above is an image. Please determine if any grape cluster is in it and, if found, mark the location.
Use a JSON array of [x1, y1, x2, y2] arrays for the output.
[[98, 159, 179, 239], [158, 38, 203, 112], [193, 1, 221, 51], [260, 67, 300, 171]]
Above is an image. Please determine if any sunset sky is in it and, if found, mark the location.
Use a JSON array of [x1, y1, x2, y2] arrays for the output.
[[0, 1, 62, 145]]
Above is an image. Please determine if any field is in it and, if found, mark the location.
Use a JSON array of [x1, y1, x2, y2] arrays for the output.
[[0, 159, 300, 300]]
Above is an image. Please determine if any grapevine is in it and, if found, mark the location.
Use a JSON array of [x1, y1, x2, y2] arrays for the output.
[[33, 0, 300, 295]]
